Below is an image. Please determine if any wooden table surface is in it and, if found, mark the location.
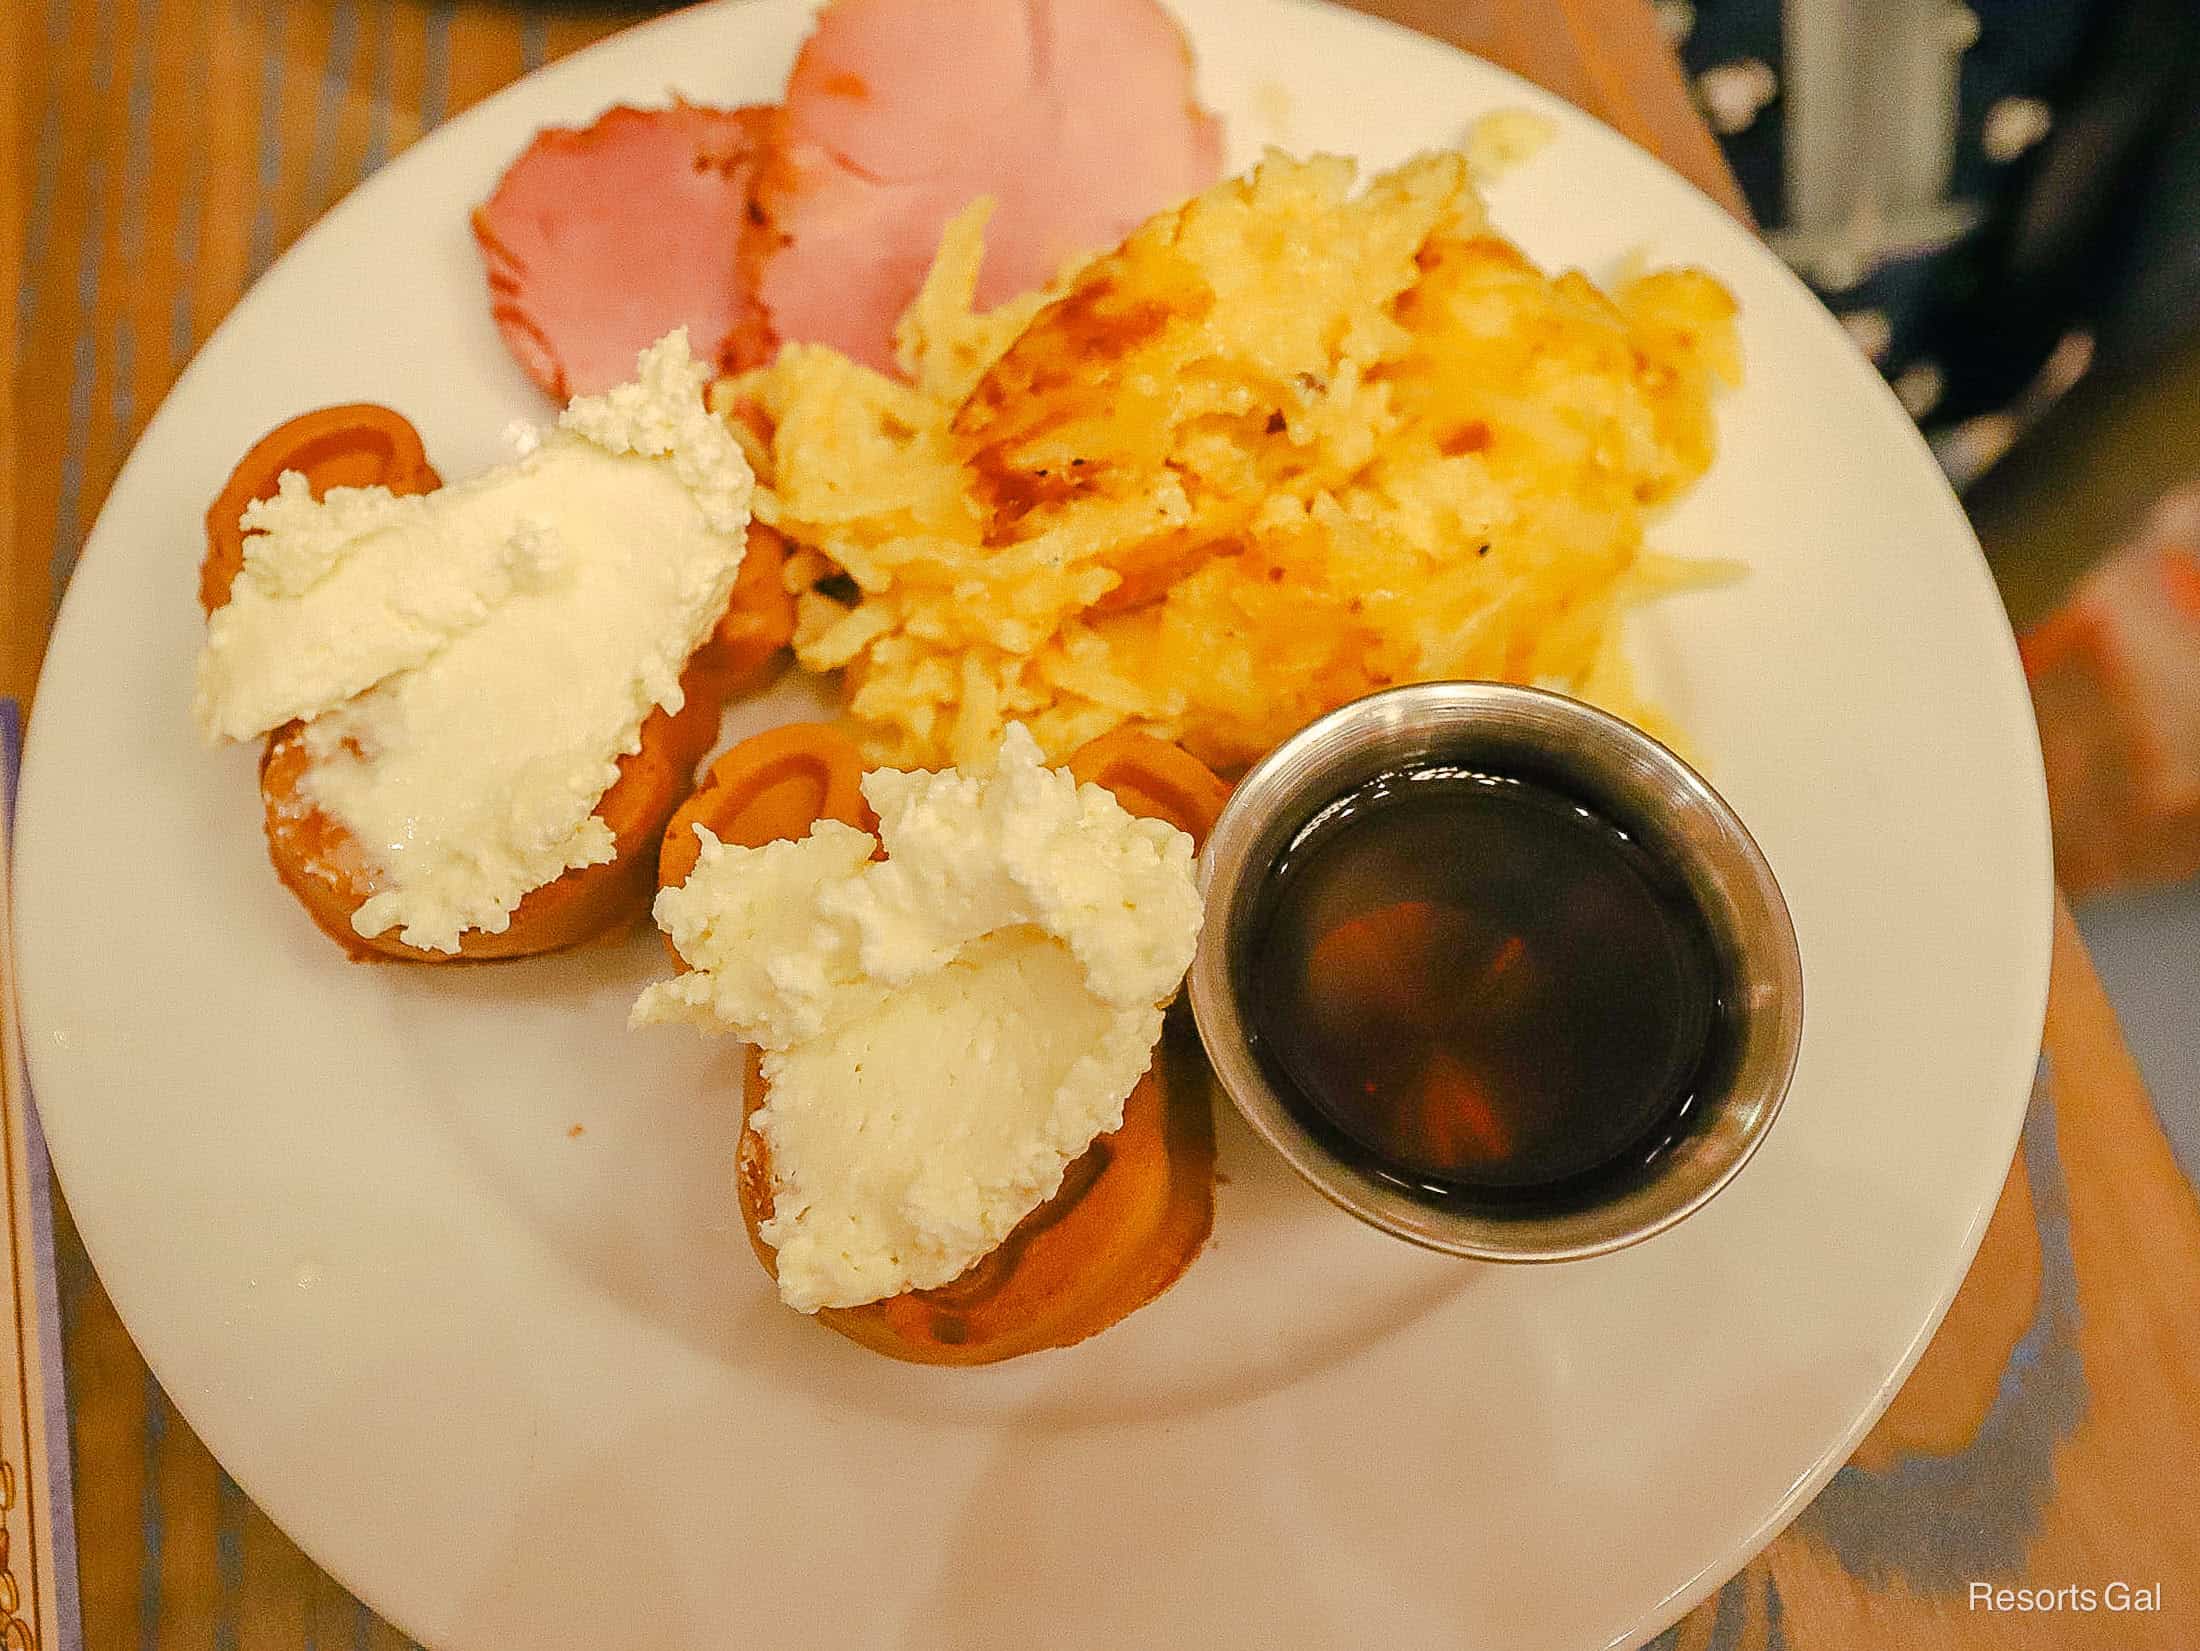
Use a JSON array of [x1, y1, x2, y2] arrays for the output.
[[6, 2, 2198, 1647]]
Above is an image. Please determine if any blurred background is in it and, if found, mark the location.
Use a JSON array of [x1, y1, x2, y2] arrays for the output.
[[1671, 0, 2200, 1182]]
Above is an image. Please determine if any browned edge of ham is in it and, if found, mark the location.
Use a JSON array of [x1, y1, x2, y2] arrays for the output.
[[473, 100, 779, 401]]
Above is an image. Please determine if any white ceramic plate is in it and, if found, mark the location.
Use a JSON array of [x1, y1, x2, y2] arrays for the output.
[[14, 2, 2051, 1646]]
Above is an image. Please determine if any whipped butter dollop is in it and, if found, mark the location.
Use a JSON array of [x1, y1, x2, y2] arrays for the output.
[[633, 724, 1204, 1312], [194, 330, 753, 952]]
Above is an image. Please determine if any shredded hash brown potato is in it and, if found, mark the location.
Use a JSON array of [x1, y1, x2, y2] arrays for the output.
[[713, 152, 1740, 772]]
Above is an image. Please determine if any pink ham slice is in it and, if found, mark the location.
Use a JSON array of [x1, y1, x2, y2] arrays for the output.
[[473, 102, 779, 401], [752, 0, 1225, 374]]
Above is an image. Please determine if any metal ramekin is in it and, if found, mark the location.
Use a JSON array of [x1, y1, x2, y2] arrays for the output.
[[1187, 682, 1804, 1262]]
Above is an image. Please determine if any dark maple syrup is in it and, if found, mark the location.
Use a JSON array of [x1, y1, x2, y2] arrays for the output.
[[1242, 764, 1731, 1207]]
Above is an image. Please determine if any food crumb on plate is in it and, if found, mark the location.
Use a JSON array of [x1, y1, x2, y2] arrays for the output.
[[1466, 108, 1558, 180]]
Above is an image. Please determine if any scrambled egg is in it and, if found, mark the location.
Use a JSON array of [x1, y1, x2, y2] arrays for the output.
[[714, 151, 1739, 772]]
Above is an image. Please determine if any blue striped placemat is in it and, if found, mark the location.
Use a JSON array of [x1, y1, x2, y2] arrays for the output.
[[1, 696, 85, 1651]]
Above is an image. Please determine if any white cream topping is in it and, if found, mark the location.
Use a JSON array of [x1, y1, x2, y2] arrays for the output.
[[195, 476, 488, 743], [633, 725, 1204, 1312], [556, 332, 753, 538], [194, 330, 753, 952]]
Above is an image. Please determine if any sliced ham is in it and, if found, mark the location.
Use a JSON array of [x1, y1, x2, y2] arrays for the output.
[[473, 102, 779, 401], [753, 0, 1225, 373]]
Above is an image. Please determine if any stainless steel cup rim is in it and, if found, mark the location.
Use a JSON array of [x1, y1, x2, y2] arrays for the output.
[[1187, 681, 1804, 1262]]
